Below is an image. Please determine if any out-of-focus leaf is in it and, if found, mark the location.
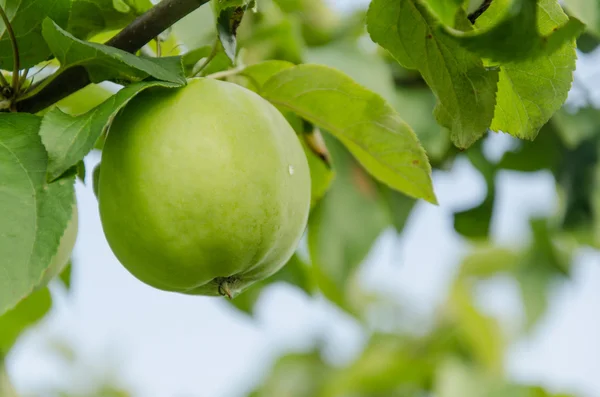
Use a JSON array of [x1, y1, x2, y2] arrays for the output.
[[59, 262, 71, 290], [367, 0, 499, 148], [564, 0, 600, 37], [0, 0, 70, 70], [324, 334, 435, 396], [379, 186, 415, 233], [301, 136, 334, 208], [440, 0, 584, 63], [553, 107, 600, 149], [454, 144, 497, 239], [240, 60, 295, 91], [556, 138, 599, 234], [261, 64, 436, 203], [0, 287, 52, 355], [447, 281, 504, 374], [435, 359, 487, 397], [478, 0, 577, 140], [0, 114, 75, 316], [459, 246, 520, 278], [576, 31, 600, 52], [172, 4, 216, 50], [249, 351, 330, 397], [182, 45, 213, 75], [40, 81, 182, 182], [92, 163, 101, 199], [395, 87, 450, 163], [498, 122, 564, 172], [308, 135, 390, 311], [426, 0, 465, 26]]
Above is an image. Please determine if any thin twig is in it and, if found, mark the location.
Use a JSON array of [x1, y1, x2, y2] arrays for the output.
[[468, 0, 493, 24], [18, 0, 211, 113], [205, 66, 245, 80], [155, 36, 161, 57], [0, 4, 19, 93], [192, 39, 219, 77]]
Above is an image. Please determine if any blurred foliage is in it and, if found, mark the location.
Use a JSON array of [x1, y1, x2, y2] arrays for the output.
[[1, 0, 599, 396]]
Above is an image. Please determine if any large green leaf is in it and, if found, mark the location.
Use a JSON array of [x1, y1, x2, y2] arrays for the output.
[[36, 19, 185, 91], [367, 0, 499, 148], [68, 0, 152, 40], [40, 80, 182, 181], [0, 287, 51, 355], [0, 0, 70, 70], [260, 64, 437, 203], [0, 113, 75, 316], [564, 0, 600, 37], [478, 0, 577, 140], [440, 0, 584, 63]]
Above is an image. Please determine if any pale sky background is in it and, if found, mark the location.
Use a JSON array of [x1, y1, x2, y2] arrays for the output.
[[6, 1, 600, 396]]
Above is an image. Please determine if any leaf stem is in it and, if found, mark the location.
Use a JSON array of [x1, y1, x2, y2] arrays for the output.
[[205, 66, 245, 80], [0, 4, 20, 93], [192, 39, 219, 77]]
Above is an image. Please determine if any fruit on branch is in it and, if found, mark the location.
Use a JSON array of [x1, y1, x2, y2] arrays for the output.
[[98, 78, 311, 298]]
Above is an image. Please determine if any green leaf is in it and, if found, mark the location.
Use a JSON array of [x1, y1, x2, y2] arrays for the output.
[[440, 0, 584, 63], [453, 145, 497, 239], [92, 163, 101, 198], [182, 45, 213, 74], [395, 87, 450, 163], [479, 0, 578, 140], [459, 245, 521, 278], [379, 186, 415, 233], [260, 64, 437, 203], [447, 281, 504, 374], [40, 80, 182, 181], [301, 134, 334, 208], [0, 113, 75, 316], [58, 261, 71, 290], [308, 135, 391, 305], [0, 0, 70, 69], [367, 0, 499, 148], [68, 0, 152, 40], [553, 106, 600, 149], [215, 0, 251, 62], [498, 122, 564, 173], [564, 0, 600, 37], [55, 84, 115, 116], [0, 287, 51, 355], [426, 0, 465, 26], [241, 60, 295, 90], [40, 19, 186, 87], [305, 42, 398, 104]]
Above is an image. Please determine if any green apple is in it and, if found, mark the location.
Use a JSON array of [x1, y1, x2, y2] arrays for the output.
[[98, 78, 311, 298], [36, 203, 78, 290]]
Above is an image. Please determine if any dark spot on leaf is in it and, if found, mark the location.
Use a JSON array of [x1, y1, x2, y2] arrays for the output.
[[426, 34, 432, 39], [412, 159, 419, 165]]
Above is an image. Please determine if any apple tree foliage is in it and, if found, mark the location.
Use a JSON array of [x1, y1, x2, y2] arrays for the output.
[[0, 0, 599, 394]]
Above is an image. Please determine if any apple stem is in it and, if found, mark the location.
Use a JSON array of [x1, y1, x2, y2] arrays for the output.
[[218, 281, 233, 299]]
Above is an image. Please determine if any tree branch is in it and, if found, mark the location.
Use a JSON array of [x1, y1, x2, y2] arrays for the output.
[[468, 0, 493, 24], [17, 0, 210, 113]]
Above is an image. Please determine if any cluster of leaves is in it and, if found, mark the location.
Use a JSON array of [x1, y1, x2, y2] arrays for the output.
[[1, 0, 600, 395]]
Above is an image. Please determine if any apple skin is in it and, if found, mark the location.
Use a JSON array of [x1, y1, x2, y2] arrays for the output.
[[98, 78, 311, 298], [36, 203, 78, 290]]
